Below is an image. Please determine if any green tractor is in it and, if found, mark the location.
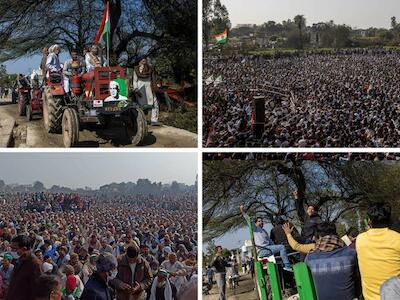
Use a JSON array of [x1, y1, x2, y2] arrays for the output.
[[245, 217, 319, 300]]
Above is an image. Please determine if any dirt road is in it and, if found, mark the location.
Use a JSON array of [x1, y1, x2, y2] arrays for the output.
[[204, 273, 258, 300], [0, 98, 197, 148]]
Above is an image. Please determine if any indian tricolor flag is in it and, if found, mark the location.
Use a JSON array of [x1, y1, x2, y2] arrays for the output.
[[215, 28, 228, 45], [95, 2, 110, 64]]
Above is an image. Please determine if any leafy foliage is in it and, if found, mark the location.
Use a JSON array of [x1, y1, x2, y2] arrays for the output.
[[203, 0, 231, 47], [203, 160, 400, 242], [227, 15, 400, 51], [0, 0, 196, 84]]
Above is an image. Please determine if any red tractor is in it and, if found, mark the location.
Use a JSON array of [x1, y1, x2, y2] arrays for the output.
[[42, 67, 147, 147], [16, 75, 43, 121]]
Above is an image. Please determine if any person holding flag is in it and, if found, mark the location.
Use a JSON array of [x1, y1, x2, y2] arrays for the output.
[[93, 0, 111, 68], [85, 44, 104, 73]]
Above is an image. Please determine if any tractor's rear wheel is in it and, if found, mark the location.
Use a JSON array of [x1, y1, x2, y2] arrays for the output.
[[18, 93, 27, 116], [43, 90, 63, 133], [62, 108, 79, 148], [97, 115, 110, 129], [26, 105, 32, 121], [126, 108, 147, 146]]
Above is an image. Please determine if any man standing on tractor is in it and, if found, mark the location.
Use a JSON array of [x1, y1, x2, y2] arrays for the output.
[[40, 47, 49, 76], [85, 44, 103, 72], [45, 45, 62, 75], [132, 56, 161, 126], [63, 47, 86, 94], [293, 191, 322, 243]]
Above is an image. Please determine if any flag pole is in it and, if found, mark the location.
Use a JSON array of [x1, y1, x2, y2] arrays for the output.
[[106, 1, 110, 67]]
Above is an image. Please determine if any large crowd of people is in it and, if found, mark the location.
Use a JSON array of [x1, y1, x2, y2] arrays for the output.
[[203, 152, 400, 161], [203, 49, 400, 147], [0, 192, 197, 300]]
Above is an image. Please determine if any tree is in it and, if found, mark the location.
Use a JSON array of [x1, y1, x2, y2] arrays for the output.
[[0, 0, 196, 84], [32, 181, 45, 191], [391, 16, 397, 29], [202, 0, 213, 48], [202, 0, 231, 48], [334, 25, 352, 48], [294, 15, 306, 49], [203, 160, 400, 242]]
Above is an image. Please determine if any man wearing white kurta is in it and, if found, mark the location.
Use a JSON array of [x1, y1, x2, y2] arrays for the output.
[[132, 57, 161, 125], [85, 44, 103, 72], [46, 44, 62, 74], [160, 253, 187, 293]]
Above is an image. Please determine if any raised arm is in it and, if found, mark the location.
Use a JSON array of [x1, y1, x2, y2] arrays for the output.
[[282, 223, 314, 254]]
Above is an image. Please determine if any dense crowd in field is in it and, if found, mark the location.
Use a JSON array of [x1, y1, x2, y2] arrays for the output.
[[0, 192, 197, 300], [203, 49, 400, 148]]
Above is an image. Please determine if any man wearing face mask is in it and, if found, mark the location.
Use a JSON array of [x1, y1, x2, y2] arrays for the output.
[[6, 234, 42, 300], [148, 269, 177, 300], [111, 245, 153, 300], [81, 253, 117, 300]]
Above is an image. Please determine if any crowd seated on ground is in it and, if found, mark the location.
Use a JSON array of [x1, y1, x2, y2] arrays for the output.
[[203, 49, 400, 148], [203, 152, 400, 161], [0, 192, 197, 300]]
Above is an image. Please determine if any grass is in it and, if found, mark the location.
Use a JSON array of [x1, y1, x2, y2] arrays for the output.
[[248, 49, 299, 55], [159, 105, 197, 134], [244, 46, 400, 56]]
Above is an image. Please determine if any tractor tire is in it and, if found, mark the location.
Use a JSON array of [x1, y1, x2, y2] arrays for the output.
[[43, 90, 63, 133], [138, 108, 148, 138], [62, 108, 80, 148], [126, 108, 147, 146], [97, 115, 110, 129], [26, 105, 32, 121], [18, 93, 27, 116]]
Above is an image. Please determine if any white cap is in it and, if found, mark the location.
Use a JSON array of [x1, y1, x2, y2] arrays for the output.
[[43, 262, 53, 273]]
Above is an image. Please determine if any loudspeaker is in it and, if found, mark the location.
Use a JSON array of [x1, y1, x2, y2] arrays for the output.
[[254, 97, 265, 124], [253, 97, 265, 138]]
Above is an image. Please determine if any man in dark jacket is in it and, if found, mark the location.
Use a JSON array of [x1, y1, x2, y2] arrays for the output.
[[293, 191, 322, 243], [81, 253, 117, 300], [305, 222, 361, 300], [6, 234, 42, 300], [210, 246, 231, 300], [270, 216, 301, 253], [111, 245, 153, 300]]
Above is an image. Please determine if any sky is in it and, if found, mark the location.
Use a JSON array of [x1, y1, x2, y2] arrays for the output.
[[4, 53, 69, 76], [221, 0, 400, 29], [205, 224, 274, 251], [0, 152, 197, 189]]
